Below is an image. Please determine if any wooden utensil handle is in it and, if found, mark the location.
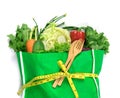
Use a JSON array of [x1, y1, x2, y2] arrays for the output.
[[52, 77, 61, 88], [52, 41, 78, 88], [57, 57, 74, 86], [52, 58, 71, 88]]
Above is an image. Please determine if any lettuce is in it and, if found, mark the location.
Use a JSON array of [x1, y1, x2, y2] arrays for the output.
[[40, 24, 71, 52], [8, 24, 31, 52], [84, 26, 110, 54]]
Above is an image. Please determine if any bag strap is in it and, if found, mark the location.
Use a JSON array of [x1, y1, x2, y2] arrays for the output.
[[19, 51, 25, 98], [92, 49, 95, 73], [91, 49, 100, 98]]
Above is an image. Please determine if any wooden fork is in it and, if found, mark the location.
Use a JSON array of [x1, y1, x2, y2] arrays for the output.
[[57, 39, 84, 86], [52, 40, 78, 88]]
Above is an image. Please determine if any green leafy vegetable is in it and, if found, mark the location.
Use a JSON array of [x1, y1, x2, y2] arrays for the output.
[[54, 42, 70, 52], [8, 24, 31, 52], [84, 26, 110, 54]]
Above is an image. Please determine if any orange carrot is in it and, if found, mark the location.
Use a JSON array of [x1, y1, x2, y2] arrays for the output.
[[26, 27, 37, 53], [26, 39, 35, 52]]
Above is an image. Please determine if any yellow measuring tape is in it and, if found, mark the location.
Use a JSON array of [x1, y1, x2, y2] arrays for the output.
[[17, 60, 98, 98]]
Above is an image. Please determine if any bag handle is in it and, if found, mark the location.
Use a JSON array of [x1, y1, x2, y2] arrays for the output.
[[19, 51, 25, 97], [91, 49, 100, 98]]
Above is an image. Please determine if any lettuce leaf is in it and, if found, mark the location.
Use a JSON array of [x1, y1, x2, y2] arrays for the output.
[[8, 24, 31, 52], [84, 26, 110, 54]]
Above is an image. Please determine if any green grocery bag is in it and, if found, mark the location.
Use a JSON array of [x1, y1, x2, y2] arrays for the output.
[[16, 49, 104, 98]]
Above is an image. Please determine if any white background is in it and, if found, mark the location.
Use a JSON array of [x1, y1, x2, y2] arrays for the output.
[[0, 0, 120, 98]]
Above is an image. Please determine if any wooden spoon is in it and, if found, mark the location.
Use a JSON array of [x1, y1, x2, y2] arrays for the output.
[[57, 39, 84, 86], [52, 40, 78, 88]]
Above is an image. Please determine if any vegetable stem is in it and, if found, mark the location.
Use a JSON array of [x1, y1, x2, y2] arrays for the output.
[[63, 26, 79, 31], [35, 27, 37, 40], [33, 18, 39, 37], [54, 14, 66, 23], [57, 22, 65, 27], [40, 14, 66, 34], [29, 28, 35, 39], [33, 18, 38, 26], [49, 16, 57, 23]]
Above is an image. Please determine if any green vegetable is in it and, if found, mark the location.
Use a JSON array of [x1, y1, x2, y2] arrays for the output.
[[84, 26, 110, 54], [54, 42, 70, 52], [63, 26, 79, 31], [40, 23, 71, 52], [32, 18, 39, 40], [40, 14, 66, 34], [32, 40, 44, 53], [8, 24, 31, 52]]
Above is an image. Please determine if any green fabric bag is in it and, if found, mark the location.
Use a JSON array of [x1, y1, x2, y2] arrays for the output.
[[16, 49, 104, 98]]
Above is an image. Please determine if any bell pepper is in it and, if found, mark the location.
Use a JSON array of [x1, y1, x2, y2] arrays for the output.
[[70, 30, 85, 42]]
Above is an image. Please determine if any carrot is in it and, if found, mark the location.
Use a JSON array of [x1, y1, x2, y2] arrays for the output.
[[26, 39, 35, 52], [26, 27, 37, 52]]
